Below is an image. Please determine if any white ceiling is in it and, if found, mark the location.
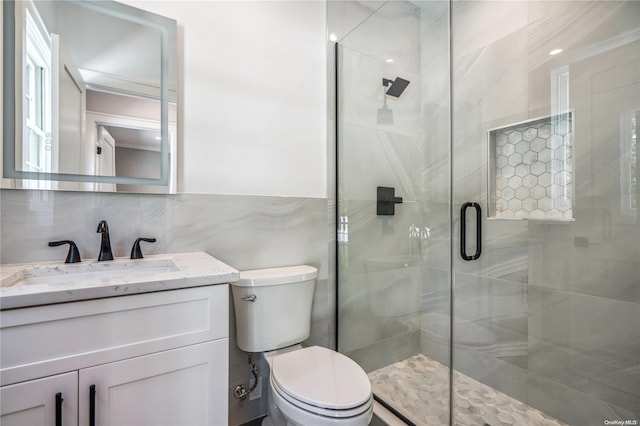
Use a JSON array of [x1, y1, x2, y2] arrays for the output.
[[104, 125, 161, 152], [34, 1, 162, 93]]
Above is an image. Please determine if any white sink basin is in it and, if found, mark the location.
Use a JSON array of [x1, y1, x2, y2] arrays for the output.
[[0, 252, 239, 310], [2, 258, 179, 287]]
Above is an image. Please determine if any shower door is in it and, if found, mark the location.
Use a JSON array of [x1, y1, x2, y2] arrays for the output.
[[335, 1, 452, 424], [335, 0, 640, 425], [451, 1, 640, 425]]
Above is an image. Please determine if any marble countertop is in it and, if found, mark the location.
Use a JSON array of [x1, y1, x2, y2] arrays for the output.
[[0, 252, 239, 310]]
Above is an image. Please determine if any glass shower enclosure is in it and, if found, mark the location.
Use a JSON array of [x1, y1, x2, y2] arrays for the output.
[[334, 1, 640, 425]]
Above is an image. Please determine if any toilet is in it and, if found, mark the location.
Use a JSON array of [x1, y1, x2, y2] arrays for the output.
[[231, 265, 373, 426]]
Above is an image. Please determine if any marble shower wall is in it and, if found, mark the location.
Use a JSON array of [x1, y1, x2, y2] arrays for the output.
[[333, 0, 452, 378], [0, 189, 332, 426], [451, 1, 640, 425], [336, 0, 425, 372]]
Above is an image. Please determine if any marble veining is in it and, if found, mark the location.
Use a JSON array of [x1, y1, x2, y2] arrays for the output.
[[0, 252, 238, 309]]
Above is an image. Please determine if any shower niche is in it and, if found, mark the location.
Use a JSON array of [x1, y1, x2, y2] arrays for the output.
[[488, 113, 574, 220]]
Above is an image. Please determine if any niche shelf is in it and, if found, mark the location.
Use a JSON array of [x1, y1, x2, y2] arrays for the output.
[[488, 113, 574, 220]]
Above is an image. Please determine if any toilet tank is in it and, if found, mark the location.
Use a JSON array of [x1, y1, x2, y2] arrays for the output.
[[231, 265, 318, 353]]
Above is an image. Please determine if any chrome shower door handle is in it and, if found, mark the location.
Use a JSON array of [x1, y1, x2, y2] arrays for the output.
[[242, 294, 257, 302]]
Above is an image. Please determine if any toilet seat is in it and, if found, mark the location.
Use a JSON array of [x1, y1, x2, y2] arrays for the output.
[[270, 346, 372, 418], [271, 376, 372, 418]]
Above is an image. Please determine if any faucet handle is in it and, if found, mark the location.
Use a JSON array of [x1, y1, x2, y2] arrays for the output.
[[130, 238, 156, 259], [48, 240, 82, 263]]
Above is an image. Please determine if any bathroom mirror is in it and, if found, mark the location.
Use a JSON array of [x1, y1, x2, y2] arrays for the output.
[[2, 0, 177, 193]]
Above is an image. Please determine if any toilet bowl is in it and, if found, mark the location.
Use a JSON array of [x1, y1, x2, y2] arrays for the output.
[[263, 346, 372, 426], [230, 266, 373, 426]]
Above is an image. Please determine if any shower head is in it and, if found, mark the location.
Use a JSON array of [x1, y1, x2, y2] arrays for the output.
[[383, 77, 410, 97]]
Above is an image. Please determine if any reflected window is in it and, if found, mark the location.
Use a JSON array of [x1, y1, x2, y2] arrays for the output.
[[23, 8, 51, 173], [621, 110, 638, 216]]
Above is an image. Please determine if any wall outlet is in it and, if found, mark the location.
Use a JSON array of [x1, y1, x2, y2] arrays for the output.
[[249, 375, 262, 401]]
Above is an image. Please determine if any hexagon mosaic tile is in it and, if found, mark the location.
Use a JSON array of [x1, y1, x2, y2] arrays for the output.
[[490, 113, 573, 220], [369, 354, 568, 426]]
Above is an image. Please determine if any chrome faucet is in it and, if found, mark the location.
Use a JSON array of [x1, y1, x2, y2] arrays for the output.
[[96, 220, 114, 261]]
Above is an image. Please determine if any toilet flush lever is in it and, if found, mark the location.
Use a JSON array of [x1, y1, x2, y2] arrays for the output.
[[242, 294, 257, 302]]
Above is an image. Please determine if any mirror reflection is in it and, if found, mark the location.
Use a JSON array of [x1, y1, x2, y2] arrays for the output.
[[3, 0, 177, 192]]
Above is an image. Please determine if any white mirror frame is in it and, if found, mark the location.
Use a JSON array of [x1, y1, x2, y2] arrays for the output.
[[1, 0, 177, 193]]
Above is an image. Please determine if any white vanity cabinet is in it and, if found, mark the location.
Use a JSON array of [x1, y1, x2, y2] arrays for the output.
[[0, 372, 79, 426], [0, 284, 229, 426], [78, 340, 225, 426]]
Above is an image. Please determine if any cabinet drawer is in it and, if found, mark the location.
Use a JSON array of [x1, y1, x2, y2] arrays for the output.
[[1, 285, 228, 386]]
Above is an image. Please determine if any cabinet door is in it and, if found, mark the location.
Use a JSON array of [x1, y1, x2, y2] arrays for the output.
[[79, 339, 228, 426], [1, 371, 78, 426]]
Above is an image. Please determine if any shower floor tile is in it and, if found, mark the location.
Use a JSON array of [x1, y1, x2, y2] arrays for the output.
[[368, 354, 568, 426]]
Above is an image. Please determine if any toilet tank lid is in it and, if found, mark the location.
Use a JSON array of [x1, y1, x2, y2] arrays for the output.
[[233, 265, 318, 287]]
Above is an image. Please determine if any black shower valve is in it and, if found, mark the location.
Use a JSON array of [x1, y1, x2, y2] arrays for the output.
[[377, 186, 403, 215]]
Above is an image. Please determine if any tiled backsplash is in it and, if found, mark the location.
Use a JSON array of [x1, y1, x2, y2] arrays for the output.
[[489, 113, 573, 220]]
